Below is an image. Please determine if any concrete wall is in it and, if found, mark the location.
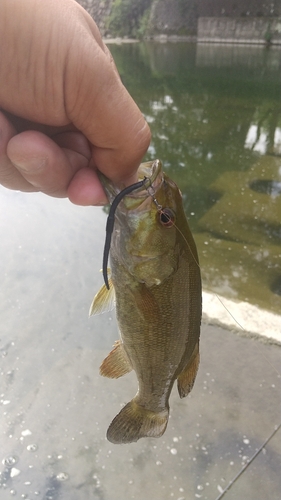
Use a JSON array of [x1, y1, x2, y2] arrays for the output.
[[198, 17, 281, 45]]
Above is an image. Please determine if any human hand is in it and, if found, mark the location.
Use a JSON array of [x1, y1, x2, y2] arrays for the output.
[[0, 0, 150, 205]]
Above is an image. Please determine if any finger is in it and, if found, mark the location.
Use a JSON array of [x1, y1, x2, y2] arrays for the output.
[[0, 111, 35, 191], [53, 130, 91, 154], [64, 30, 151, 184], [67, 167, 108, 206], [7, 130, 91, 197], [54, 133, 108, 205]]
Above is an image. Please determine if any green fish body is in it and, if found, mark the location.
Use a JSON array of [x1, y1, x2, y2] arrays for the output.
[[90, 160, 202, 444]]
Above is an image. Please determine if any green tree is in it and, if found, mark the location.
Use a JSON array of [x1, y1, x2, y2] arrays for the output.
[[107, 0, 152, 37]]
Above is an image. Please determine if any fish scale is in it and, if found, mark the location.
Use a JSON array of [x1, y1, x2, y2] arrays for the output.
[[90, 159, 202, 444]]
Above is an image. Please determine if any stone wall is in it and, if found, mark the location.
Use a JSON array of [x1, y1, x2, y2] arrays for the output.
[[197, 0, 280, 17], [198, 17, 281, 45]]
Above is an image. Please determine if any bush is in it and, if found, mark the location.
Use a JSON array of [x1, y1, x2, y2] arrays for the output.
[[107, 0, 152, 38]]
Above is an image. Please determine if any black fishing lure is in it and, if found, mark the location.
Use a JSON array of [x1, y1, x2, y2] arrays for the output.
[[101, 159, 173, 290], [102, 178, 148, 289]]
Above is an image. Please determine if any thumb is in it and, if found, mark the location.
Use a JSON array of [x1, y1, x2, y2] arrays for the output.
[[64, 33, 151, 184]]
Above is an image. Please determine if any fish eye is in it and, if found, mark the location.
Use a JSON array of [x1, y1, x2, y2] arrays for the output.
[[159, 208, 175, 227]]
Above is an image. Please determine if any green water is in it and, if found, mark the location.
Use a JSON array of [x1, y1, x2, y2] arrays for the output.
[[109, 42, 281, 314]]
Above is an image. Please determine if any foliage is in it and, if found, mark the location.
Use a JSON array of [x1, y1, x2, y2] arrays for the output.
[[137, 7, 151, 38], [107, 0, 153, 38], [178, 0, 194, 16], [264, 22, 273, 44]]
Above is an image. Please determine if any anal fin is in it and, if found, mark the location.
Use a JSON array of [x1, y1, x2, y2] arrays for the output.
[[177, 342, 200, 398], [100, 340, 132, 379]]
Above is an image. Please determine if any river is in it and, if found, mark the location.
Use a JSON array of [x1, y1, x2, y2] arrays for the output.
[[0, 42, 280, 499]]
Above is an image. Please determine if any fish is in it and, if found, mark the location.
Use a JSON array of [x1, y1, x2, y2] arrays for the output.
[[90, 159, 202, 444]]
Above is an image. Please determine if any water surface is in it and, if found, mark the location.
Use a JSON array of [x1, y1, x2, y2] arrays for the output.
[[110, 42, 281, 314]]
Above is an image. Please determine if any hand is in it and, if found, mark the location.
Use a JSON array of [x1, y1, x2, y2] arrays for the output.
[[0, 0, 150, 205]]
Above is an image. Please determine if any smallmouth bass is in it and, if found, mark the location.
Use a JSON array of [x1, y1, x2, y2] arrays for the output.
[[90, 159, 202, 444]]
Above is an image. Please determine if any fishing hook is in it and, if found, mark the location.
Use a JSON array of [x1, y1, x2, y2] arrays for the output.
[[146, 184, 163, 212]]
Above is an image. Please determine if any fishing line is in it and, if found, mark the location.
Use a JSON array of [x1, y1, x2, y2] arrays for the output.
[[152, 203, 200, 268], [171, 219, 200, 268], [215, 294, 245, 331], [154, 196, 281, 488], [215, 295, 280, 376], [214, 423, 281, 500], [103, 169, 279, 375], [160, 199, 280, 378], [102, 178, 149, 289], [144, 175, 201, 268], [164, 209, 281, 494]]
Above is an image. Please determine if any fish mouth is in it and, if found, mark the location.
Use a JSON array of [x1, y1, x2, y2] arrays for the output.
[[137, 159, 162, 188], [99, 160, 164, 289], [99, 159, 163, 203]]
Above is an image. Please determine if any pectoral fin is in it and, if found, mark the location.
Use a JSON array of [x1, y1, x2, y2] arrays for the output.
[[89, 278, 115, 316], [100, 340, 133, 378], [177, 343, 200, 398]]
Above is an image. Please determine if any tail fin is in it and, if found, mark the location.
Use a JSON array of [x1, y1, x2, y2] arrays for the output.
[[106, 400, 169, 444]]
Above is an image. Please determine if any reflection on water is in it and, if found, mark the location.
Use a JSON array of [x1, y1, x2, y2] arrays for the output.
[[110, 42, 281, 314], [245, 125, 281, 155], [195, 43, 281, 71], [249, 179, 281, 197]]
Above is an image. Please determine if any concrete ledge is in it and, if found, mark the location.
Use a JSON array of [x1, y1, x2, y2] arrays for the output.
[[203, 291, 281, 344], [198, 37, 281, 45]]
